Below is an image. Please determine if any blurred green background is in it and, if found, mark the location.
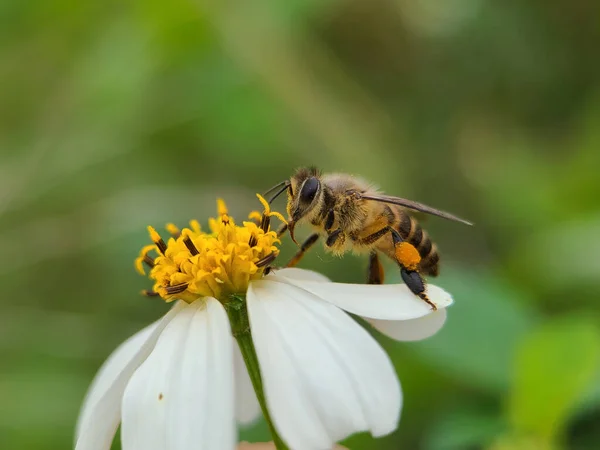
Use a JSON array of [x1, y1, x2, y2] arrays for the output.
[[2, 0, 600, 449]]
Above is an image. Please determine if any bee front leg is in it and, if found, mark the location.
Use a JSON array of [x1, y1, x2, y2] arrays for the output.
[[286, 233, 319, 268], [321, 209, 345, 247], [276, 222, 288, 238], [324, 210, 335, 232], [325, 229, 343, 247]]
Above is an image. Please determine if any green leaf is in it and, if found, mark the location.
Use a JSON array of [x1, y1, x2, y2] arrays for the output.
[[390, 266, 539, 393], [580, 369, 600, 413], [488, 434, 555, 450], [508, 316, 600, 442], [424, 406, 506, 450], [510, 215, 600, 292]]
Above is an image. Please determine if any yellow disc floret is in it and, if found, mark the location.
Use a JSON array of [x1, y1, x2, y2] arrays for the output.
[[136, 195, 286, 303]]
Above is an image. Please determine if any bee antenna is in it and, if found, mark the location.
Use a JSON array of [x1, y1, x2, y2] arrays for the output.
[[263, 180, 288, 196], [267, 182, 290, 204]]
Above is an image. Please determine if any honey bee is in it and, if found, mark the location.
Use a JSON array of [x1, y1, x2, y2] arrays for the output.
[[265, 167, 472, 310]]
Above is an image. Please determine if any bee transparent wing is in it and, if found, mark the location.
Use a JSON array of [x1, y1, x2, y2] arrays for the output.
[[356, 193, 473, 226]]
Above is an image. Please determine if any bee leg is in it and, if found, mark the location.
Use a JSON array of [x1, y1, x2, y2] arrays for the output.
[[276, 222, 288, 238], [324, 210, 335, 232], [352, 225, 392, 283], [400, 268, 437, 310], [323, 210, 343, 247], [325, 229, 343, 247], [390, 228, 437, 310], [353, 225, 390, 246], [367, 251, 385, 284], [286, 233, 320, 267]]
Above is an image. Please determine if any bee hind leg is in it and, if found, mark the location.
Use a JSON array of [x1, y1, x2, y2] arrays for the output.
[[353, 225, 436, 309], [400, 267, 437, 310], [390, 228, 437, 311]]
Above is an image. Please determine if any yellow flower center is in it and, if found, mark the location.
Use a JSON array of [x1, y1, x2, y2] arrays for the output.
[[135, 195, 286, 303]]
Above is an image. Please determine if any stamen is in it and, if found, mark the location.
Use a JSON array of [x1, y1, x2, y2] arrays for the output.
[[147, 226, 168, 254], [256, 193, 271, 214], [249, 193, 289, 235], [248, 211, 262, 224], [166, 223, 181, 238], [137, 195, 284, 304], [268, 210, 287, 224], [141, 289, 160, 297], [166, 283, 188, 295], [248, 236, 257, 247], [135, 244, 157, 275], [183, 233, 200, 256], [256, 194, 287, 225], [260, 214, 271, 233], [217, 198, 228, 216], [189, 219, 201, 234], [143, 254, 155, 269], [256, 252, 277, 267]]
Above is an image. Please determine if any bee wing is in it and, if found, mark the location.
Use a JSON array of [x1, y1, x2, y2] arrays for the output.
[[357, 193, 473, 226]]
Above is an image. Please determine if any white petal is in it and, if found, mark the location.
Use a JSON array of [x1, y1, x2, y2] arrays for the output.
[[76, 321, 157, 439], [368, 308, 448, 341], [234, 342, 261, 425], [275, 275, 453, 320], [121, 298, 235, 450], [75, 302, 185, 450], [247, 279, 401, 450], [270, 267, 331, 283]]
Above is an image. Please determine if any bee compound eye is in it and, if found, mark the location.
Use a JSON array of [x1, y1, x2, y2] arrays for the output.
[[300, 177, 319, 202]]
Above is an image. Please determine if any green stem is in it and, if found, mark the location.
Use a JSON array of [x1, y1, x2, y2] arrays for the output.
[[226, 295, 289, 450]]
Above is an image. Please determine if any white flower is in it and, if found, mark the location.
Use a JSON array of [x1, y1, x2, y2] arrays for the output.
[[75, 268, 452, 450]]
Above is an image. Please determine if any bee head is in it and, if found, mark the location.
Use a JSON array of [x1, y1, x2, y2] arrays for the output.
[[287, 167, 323, 244]]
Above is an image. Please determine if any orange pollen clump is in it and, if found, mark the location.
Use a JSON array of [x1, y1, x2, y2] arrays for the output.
[[395, 242, 421, 271]]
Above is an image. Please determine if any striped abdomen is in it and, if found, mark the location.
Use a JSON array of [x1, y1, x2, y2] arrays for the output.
[[396, 210, 439, 276]]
